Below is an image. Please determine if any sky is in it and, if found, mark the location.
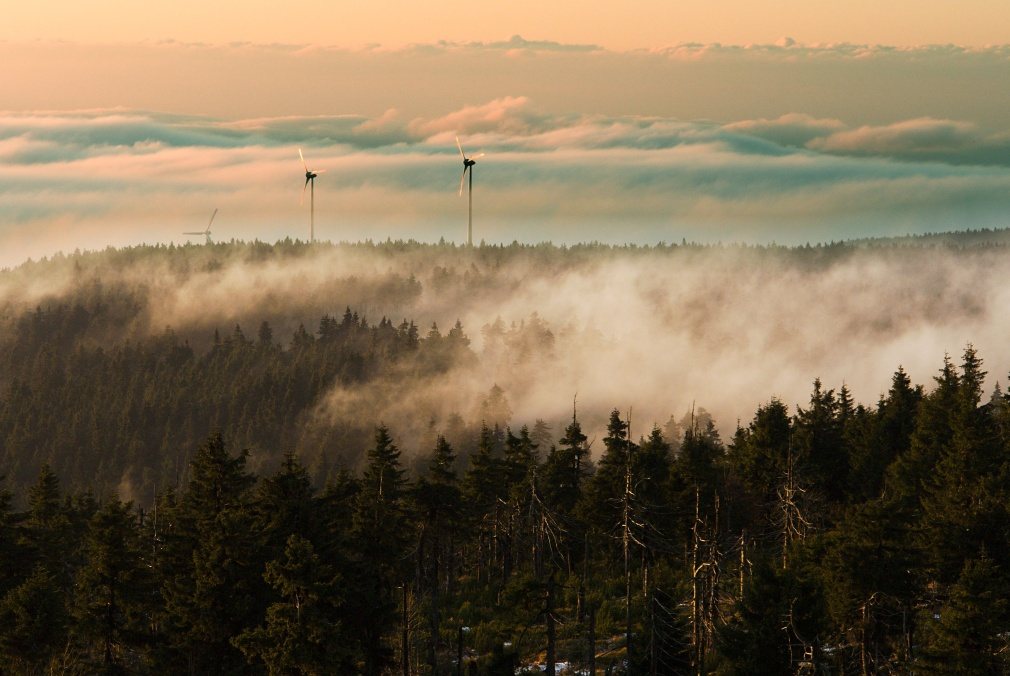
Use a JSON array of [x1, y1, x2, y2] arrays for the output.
[[5, 1, 1010, 49], [3, 2, 1010, 263]]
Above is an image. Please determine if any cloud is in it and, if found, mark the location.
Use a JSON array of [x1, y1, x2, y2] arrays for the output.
[[723, 113, 846, 148], [407, 96, 557, 139], [812, 118, 976, 154], [653, 40, 1010, 63], [7, 236, 1010, 461], [426, 34, 603, 55], [807, 118, 1010, 166], [4, 105, 1010, 267]]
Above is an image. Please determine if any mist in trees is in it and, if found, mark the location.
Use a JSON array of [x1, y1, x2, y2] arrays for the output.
[[4, 238, 1010, 671], [1, 344, 1009, 672]]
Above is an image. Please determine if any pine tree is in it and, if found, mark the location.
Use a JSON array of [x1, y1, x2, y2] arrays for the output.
[[412, 435, 462, 671], [583, 409, 631, 525], [256, 451, 317, 559], [233, 534, 351, 674], [673, 418, 720, 498], [0, 478, 28, 597], [542, 408, 589, 516], [717, 554, 825, 676], [920, 347, 1005, 584], [463, 422, 504, 518], [715, 557, 793, 675], [887, 355, 959, 507], [73, 497, 154, 670], [24, 463, 69, 578], [728, 399, 791, 523], [352, 425, 411, 675], [792, 379, 847, 504], [635, 425, 674, 552], [821, 497, 919, 671], [0, 566, 69, 672], [360, 425, 407, 509], [504, 425, 538, 492], [918, 552, 1010, 674], [156, 433, 261, 674]]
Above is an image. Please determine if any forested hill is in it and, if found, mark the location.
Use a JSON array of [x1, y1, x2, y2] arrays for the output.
[[3, 236, 1010, 499], [3, 240, 1010, 672], [2, 345, 1009, 672]]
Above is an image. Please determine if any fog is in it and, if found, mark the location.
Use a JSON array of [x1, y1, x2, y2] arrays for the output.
[[4, 239, 1008, 458], [5, 105, 1010, 268]]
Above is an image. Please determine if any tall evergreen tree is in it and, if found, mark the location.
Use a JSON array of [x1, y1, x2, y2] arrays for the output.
[[918, 552, 1010, 674], [352, 425, 411, 675], [920, 347, 1006, 583], [0, 566, 69, 673], [583, 409, 631, 529], [412, 435, 462, 673], [233, 534, 351, 674], [792, 379, 847, 506], [728, 398, 791, 528], [156, 433, 260, 674], [73, 497, 154, 671], [24, 463, 71, 583], [542, 408, 590, 517], [887, 355, 960, 507]]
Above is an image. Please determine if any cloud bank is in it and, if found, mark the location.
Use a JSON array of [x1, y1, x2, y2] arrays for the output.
[[3, 101, 1010, 266], [5, 241, 1010, 462]]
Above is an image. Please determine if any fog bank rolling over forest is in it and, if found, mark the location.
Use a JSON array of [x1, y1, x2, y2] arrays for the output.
[[2, 237, 1008, 492]]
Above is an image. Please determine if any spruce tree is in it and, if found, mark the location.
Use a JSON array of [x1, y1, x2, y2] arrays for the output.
[[542, 409, 589, 516], [792, 379, 847, 505], [583, 409, 631, 525], [24, 463, 70, 582], [918, 552, 1010, 674], [0, 566, 68, 673], [73, 497, 154, 670], [156, 433, 260, 674], [352, 425, 411, 675], [886, 355, 959, 507], [233, 534, 351, 674]]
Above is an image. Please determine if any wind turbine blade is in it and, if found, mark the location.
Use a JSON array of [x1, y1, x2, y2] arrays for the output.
[[301, 177, 309, 205], [458, 167, 468, 196], [208, 207, 218, 229], [315, 169, 327, 174], [472, 152, 485, 160], [456, 136, 466, 159], [299, 148, 308, 173]]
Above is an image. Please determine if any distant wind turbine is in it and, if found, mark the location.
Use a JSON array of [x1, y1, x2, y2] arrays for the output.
[[183, 208, 217, 245], [456, 136, 485, 247], [299, 148, 325, 243]]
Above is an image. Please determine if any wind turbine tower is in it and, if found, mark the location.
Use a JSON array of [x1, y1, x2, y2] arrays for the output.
[[183, 208, 217, 245], [456, 136, 484, 247], [299, 148, 325, 243]]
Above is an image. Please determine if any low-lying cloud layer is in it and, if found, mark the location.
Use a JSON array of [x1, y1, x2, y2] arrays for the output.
[[4, 241, 1009, 459], [4, 101, 1010, 267]]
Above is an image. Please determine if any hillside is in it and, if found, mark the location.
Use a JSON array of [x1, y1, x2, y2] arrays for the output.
[[3, 236, 1010, 499], [2, 238, 1010, 672]]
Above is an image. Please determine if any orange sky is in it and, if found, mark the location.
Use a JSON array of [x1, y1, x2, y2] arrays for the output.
[[4, 0, 1008, 49], [4, 0, 1010, 262]]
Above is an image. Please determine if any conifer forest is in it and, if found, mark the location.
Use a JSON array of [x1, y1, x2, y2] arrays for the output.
[[2, 239, 1010, 674]]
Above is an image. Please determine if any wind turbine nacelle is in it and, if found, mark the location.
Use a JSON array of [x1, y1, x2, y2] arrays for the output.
[[464, 159, 476, 168]]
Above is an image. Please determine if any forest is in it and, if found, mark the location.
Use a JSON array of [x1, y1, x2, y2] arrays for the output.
[[2, 239, 1010, 673], [2, 346, 1009, 673]]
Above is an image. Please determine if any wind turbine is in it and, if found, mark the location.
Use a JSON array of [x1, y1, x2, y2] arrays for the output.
[[456, 136, 484, 247], [299, 148, 325, 243], [183, 208, 217, 245]]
